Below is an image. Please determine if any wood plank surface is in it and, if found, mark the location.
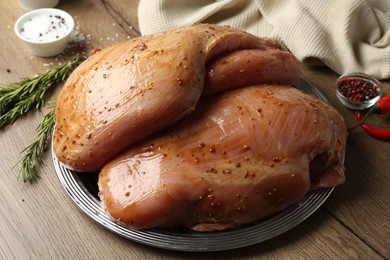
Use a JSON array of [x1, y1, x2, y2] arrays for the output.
[[0, 0, 389, 259]]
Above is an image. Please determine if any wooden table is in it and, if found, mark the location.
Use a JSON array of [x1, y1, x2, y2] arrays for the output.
[[1, 1, 389, 259]]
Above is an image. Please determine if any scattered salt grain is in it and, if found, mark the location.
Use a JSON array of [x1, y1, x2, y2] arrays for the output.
[[69, 30, 85, 43], [69, 22, 86, 43]]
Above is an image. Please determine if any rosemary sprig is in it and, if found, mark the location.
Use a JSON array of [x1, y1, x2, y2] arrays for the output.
[[0, 57, 84, 128], [0, 56, 85, 182], [18, 103, 56, 183]]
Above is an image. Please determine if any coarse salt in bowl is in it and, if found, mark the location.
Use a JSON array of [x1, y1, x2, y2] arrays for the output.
[[14, 8, 74, 57], [336, 73, 382, 110]]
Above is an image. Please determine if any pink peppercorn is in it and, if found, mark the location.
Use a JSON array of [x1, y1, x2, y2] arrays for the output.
[[337, 77, 379, 101]]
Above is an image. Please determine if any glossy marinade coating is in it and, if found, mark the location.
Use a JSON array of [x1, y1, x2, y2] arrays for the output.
[[98, 85, 347, 231], [53, 24, 300, 172]]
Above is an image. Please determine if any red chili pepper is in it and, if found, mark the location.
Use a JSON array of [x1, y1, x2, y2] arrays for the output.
[[372, 95, 390, 113], [349, 95, 390, 130], [355, 111, 390, 141], [361, 95, 390, 122]]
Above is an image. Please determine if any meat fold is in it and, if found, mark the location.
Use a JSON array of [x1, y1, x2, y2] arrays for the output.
[[204, 48, 300, 95], [98, 85, 347, 231], [53, 24, 300, 172]]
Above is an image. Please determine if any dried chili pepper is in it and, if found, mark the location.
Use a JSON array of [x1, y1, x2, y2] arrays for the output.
[[355, 111, 390, 141]]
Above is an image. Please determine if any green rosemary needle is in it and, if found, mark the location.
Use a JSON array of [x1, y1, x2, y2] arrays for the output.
[[18, 102, 56, 183], [0, 56, 84, 128]]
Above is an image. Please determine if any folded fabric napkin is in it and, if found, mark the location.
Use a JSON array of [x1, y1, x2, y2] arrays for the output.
[[138, 0, 390, 79]]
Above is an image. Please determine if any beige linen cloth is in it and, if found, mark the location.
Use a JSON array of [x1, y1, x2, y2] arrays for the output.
[[138, 0, 390, 79]]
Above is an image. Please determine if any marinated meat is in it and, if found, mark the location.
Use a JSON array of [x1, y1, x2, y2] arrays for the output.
[[53, 24, 300, 172], [98, 85, 347, 231]]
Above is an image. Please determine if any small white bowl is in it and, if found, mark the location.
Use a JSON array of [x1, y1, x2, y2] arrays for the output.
[[18, 0, 59, 10], [14, 8, 74, 57]]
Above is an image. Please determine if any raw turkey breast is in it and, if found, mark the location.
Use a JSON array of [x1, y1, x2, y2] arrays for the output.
[[98, 85, 347, 231], [53, 24, 300, 172]]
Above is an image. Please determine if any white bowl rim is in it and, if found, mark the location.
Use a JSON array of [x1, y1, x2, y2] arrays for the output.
[[14, 8, 74, 45]]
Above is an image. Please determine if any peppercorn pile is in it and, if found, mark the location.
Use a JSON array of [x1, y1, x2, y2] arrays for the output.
[[337, 77, 379, 101]]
